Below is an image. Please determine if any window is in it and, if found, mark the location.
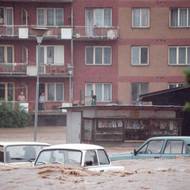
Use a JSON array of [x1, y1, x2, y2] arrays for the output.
[[132, 8, 150, 27], [0, 46, 13, 64], [97, 149, 110, 165], [131, 82, 148, 103], [85, 8, 112, 27], [86, 83, 112, 102], [0, 7, 13, 25], [86, 46, 112, 65], [37, 46, 64, 65], [170, 8, 190, 27], [168, 83, 184, 89], [21, 9, 28, 25], [0, 83, 14, 101], [131, 46, 148, 65], [84, 150, 98, 166], [0, 8, 4, 24], [37, 8, 64, 26], [169, 46, 190, 65], [164, 140, 184, 154], [138, 140, 164, 154], [47, 83, 64, 101]]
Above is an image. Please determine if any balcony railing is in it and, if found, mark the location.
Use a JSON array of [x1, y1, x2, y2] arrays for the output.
[[73, 26, 119, 40], [39, 65, 68, 77], [0, 25, 119, 40], [26, 64, 69, 77], [0, 25, 72, 39], [0, 63, 26, 75], [0, 63, 70, 77]]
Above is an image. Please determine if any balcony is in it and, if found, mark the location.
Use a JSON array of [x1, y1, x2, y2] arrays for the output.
[[73, 26, 119, 41], [27, 64, 69, 78], [0, 63, 26, 76], [0, 25, 73, 40], [0, 25, 119, 41]]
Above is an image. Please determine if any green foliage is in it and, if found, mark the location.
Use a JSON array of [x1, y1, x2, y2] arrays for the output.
[[184, 69, 190, 84], [184, 69, 190, 112], [183, 102, 190, 112], [0, 103, 31, 128]]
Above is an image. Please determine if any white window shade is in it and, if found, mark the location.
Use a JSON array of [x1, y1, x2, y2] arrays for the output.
[[19, 28, 29, 39], [61, 28, 72, 39], [54, 46, 64, 65]]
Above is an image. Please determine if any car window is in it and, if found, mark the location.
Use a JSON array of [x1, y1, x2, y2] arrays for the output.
[[138, 140, 164, 154], [97, 149, 110, 165], [186, 144, 190, 154], [35, 149, 82, 165], [0, 151, 4, 162], [164, 140, 184, 154], [84, 150, 98, 166], [6, 145, 47, 163], [0, 146, 4, 162]]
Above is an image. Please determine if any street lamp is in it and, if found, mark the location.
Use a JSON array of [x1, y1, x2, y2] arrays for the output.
[[67, 64, 73, 102], [32, 27, 47, 141]]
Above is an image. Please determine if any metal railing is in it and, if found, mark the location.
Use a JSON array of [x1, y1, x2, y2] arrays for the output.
[[38, 64, 68, 76], [73, 26, 119, 40], [0, 63, 27, 74], [0, 25, 119, 40]]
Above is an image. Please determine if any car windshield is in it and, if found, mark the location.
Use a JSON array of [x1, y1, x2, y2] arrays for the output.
[[6, 145, 48, 163], [35, 149, 82, 166]]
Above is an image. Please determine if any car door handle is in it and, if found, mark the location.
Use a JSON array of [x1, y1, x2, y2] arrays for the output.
[[154, 156, 160, 159]]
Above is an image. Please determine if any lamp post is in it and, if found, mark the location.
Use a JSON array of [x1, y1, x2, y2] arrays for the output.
[[67, 64, 73, 102], [32, 27, 47, 141]]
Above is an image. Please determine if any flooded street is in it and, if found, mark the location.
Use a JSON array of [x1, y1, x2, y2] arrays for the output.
[[0, 127, 190, 190]]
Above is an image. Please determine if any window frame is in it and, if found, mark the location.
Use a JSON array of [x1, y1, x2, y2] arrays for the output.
[[37, 45, 64, 65], [163, 140, 185, 154], [170, 8, 190, 28], [131, 82, 149, 103], [85, 8, 112, 27], [46, 83, 64, 102], [168, 83, 184, 89], [131, 46, 149, 65], [0, 82, 15, 101], [0, 45, 14, 64], [37, 8, 64, 26], [132, 8, 150, 28], [168, 46, 190, 65], [85, 46, 112, 65], [85, 83, 112, 102]]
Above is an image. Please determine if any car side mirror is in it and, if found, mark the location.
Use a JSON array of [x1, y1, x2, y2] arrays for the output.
[[85, 160, 93, 166], [134, 149, 137, 156]]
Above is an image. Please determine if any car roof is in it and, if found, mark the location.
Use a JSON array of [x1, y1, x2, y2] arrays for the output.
[[42, 143, 104, 151], [147, 136, 190, 143], [0, 141, 50, 147]]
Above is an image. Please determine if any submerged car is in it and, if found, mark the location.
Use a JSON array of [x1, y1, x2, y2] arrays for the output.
[[110, 136, 190, 161], [0, 141, 50, 166], [34, 143, 124, 172]]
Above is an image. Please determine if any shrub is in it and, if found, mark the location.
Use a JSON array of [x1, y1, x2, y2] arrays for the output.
[[0, 103, 31, 128]]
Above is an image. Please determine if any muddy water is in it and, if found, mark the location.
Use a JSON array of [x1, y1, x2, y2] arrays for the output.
[[0, 127, 190, 189], [0, 158, 190, 190]]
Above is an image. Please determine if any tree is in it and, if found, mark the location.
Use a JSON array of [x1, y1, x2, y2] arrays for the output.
[[0, 103, 31, 128], [184, 69, 190, 112]]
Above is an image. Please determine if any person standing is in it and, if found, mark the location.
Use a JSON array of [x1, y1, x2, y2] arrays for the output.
[[39, 92, 45, 111], [17, 91, 26, 102]]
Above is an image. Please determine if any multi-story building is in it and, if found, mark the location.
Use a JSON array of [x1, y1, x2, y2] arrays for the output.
[[0, 0, 189, 113], [0, 0, 74, 112], [117, 0, 190, 104]]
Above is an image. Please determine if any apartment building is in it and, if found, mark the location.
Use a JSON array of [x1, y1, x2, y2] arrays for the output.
[[0, 0, 189, 112], [117, 0, 190, 104]]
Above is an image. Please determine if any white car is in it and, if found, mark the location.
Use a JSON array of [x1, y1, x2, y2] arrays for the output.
[[0, 141, 50, 166], [34, 144, 124, 172]]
